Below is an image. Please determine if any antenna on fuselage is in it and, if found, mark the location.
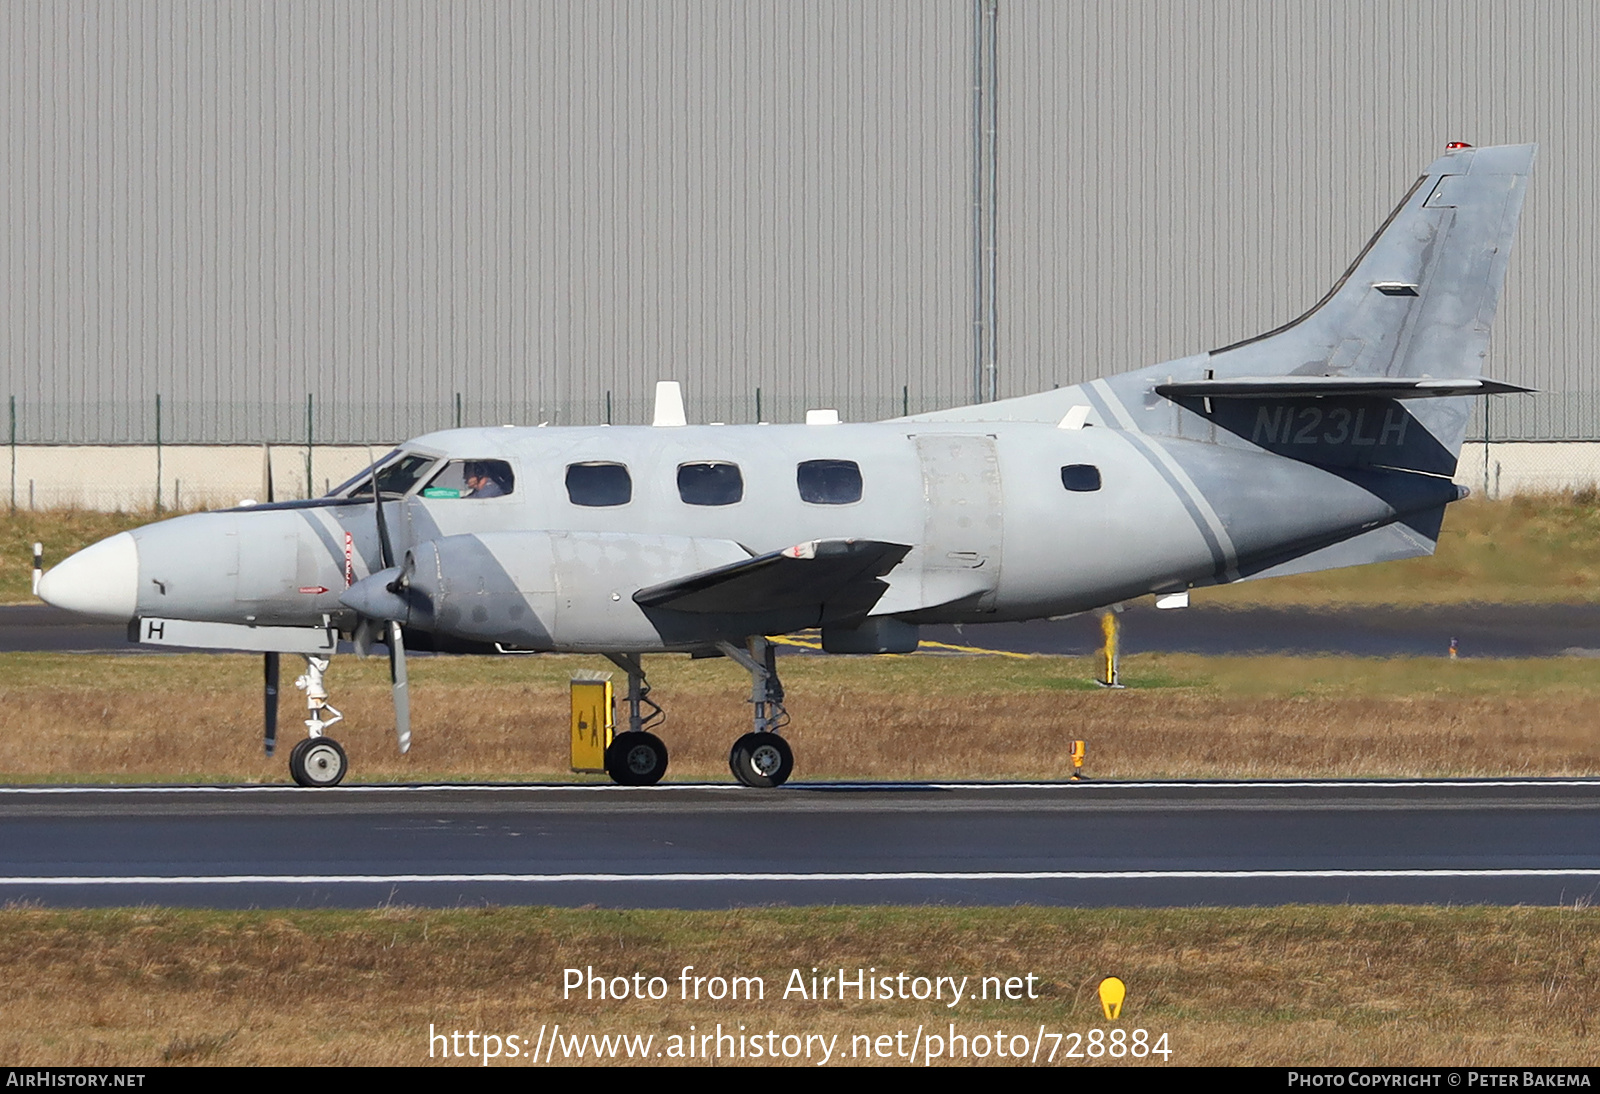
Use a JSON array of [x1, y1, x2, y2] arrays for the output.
[[652, 381, 687, 427]]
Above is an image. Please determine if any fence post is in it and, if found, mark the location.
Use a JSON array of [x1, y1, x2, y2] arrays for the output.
[[304, 393, 314, 499], [155, 393, 163, 512], [8, 394, 15, 511]]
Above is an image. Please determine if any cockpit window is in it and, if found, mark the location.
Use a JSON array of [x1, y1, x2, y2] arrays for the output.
[[339, 452, 439, 499], [797, 459, 863, 504], [326, 449, 401, 497], [566, 462, 632, 507], [422, 459, 516, 499], [677, 462, 744, 506]]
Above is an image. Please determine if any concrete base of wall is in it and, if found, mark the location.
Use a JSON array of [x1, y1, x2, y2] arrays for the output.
[[3, 446, 379, 511], [4, 442, 1600, 511], [1455, 443, 1600, 498]]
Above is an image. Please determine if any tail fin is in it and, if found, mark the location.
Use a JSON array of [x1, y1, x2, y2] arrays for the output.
[[905, 143, 1536, 457], [1150, 143, 1538, 478], [1210, 142, 1535, 387]]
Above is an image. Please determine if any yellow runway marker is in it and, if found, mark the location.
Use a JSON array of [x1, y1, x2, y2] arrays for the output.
[[917, 639, 1033, 660], [767, 635, 1031, 659], [768, 636, 823, 650]]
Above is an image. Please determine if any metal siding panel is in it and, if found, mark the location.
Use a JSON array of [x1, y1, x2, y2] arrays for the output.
[[5, 2, 1596, 443], [1001, 1, 1599, 440]]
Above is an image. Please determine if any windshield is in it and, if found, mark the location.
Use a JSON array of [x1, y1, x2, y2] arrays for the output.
[[331, 450, 440, 499]]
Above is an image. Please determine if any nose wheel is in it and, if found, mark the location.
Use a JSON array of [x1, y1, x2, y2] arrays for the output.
[[289, 735, 348, 787], [287, 655, 349, 788]]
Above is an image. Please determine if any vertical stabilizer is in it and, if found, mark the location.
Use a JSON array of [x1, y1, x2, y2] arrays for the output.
[[1211, 143, 1535, 386]]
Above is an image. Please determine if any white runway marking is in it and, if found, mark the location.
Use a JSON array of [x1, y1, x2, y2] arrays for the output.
[[0, 779, 1597, 796], [4, 869, 1600, 886]]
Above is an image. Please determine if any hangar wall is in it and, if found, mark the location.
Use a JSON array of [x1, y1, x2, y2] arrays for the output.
[[3, 1, 1596, 446]]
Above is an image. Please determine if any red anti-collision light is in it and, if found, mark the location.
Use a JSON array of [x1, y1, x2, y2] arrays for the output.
[[1446, 141, 1473, 150]]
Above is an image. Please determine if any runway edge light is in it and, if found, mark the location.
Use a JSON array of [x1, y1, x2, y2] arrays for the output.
[[1098, 977, 1126, 1021]]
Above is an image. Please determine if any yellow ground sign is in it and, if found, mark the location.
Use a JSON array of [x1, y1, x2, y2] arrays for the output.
[[569, 676, 614, 773]]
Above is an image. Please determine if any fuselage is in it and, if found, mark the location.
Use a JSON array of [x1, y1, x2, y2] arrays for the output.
[[40, 416, 1459, 653]]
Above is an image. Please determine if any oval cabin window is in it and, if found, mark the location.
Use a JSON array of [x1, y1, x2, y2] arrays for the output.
[[677, 462, 744, 506], [1060, 464, 1102, 492], [796, 459, 863, 504], [566, 462, 633, 507]]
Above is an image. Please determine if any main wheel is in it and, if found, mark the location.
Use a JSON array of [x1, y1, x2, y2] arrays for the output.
[[605, 732, 669, 786], [729, 732, 793, 789], [289, 736, 349, 788]]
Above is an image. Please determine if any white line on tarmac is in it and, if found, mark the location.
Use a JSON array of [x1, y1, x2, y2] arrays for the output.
[[3, 869, 1600, 886], [0, 779, 1598, 795]]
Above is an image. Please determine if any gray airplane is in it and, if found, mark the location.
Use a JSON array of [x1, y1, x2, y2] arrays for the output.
[[38, 142, 1535, 789]]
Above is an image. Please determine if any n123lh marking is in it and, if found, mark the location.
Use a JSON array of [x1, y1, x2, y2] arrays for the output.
[[1251, 405, 1410, 448]]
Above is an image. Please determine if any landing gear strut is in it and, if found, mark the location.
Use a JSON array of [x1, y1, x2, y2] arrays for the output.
[[603, 654, 669, 785], [718, 637, 794, 788], [289, 655, 348, 787]]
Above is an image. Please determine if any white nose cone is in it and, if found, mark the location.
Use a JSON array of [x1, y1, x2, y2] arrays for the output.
[[36, 532, 139, 621]]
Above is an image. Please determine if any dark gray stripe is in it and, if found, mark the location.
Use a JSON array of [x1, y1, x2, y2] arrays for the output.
[[1080, 385, 1229, 577]]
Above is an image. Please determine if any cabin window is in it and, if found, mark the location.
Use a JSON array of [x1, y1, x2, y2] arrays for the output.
[[797, 459, 863, 504], [566, 462, 633, 507], [422, 459, 515, 499], [677, 462, 744, 506], [1060, 464, 1102, 492]]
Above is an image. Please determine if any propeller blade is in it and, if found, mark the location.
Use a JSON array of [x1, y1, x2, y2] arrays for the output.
[[353, 619, 375, 659], [263, 651, 280, 757], [369, 456, 396, 570], [388, 620, 411, 754]]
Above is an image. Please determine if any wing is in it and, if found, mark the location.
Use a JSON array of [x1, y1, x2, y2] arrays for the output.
[[633, 538, 912, 620]]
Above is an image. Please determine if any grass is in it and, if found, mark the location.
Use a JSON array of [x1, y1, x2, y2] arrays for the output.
[[5, 650, 1600, 783], [12, 493, 1600, 607], [1, 905, 1596, 1066]]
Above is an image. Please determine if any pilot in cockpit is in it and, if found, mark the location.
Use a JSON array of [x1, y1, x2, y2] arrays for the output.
[[463, 461, 509, 498]]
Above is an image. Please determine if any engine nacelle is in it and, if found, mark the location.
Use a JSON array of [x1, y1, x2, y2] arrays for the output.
[[365, 531, 756, 652]]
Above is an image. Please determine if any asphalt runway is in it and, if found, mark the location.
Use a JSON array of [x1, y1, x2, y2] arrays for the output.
[[6, 602, 1600, 658], [2, 780, 1599, 909]]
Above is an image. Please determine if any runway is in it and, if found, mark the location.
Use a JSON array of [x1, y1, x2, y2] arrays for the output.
[[3, 780, 1599, 909], [6, 602, 1599, 658]]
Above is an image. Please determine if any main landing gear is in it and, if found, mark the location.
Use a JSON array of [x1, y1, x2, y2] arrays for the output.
[[603, 654, 669, 786], [598, 639, 794, 789], [288, 655, 349, 787], [719, 637, 793, 789]]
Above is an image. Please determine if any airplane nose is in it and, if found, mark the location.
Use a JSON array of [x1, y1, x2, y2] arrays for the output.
[[36, 532, 139, 622]]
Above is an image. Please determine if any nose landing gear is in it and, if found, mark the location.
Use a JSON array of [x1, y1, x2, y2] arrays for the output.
[[289, 655, 348, 787]]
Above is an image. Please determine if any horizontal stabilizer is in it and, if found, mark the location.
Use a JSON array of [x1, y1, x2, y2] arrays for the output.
[[1156, 376, 1534, 400], [634, 539, 911, 616]]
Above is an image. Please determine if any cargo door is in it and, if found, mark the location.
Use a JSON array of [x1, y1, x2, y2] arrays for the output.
[[912, 434, 1003, 611]]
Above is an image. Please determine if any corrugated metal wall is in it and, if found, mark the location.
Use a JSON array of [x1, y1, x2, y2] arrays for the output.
[[1003, 0, 1599, 441], [3, 1, 1595, 443]]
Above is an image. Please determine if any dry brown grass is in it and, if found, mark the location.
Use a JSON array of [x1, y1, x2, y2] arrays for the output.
[[1, 905, 1596, 1066], [3, 651, 1600, 782]]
